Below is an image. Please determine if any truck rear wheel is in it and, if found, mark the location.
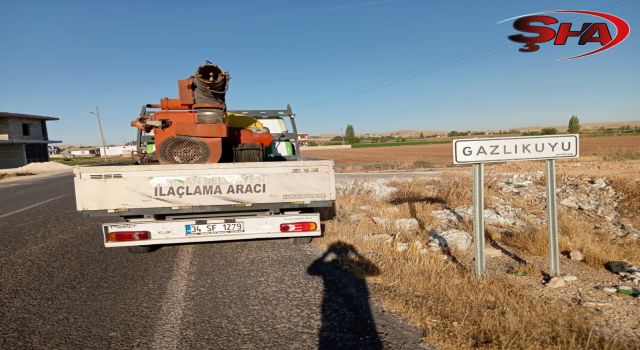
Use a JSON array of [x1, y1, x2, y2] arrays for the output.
[[127, 246, 155, 254]]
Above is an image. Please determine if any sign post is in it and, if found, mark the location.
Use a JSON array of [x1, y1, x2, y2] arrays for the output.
[[453, 135, 579, 278], [545, 159, 560, 276], [472, 163, 486, 278]]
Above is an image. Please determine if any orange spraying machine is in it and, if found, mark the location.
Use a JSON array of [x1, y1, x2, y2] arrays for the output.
[[131, 61, 273, 164]]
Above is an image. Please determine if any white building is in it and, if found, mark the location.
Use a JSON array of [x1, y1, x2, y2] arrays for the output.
[[98, 145, 137, 157], [68, 148, 99, 157]]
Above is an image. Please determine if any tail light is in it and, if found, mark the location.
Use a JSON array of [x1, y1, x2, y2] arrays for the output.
[[107, 231, 151, 242], [280, 222, 318, 232]]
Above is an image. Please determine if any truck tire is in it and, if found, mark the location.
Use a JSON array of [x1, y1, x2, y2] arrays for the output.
[[127, 246, 155, 254], [292, 237, 313, 245]]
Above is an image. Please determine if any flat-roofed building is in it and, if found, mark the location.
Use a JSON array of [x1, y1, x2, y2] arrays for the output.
[[0, 112, 62, 169]]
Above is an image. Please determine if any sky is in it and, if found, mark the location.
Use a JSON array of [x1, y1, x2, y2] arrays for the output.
[[0, 0, 638, 145]]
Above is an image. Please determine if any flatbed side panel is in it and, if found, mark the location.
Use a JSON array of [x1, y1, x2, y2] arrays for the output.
[[81, 200, 334, 217], [75, 158, 331, 174], [103, 213, 321, 247], [74, 160, 335, 212]]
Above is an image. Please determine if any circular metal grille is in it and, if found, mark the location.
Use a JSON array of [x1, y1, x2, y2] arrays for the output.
[[159, 137, 210, 164]]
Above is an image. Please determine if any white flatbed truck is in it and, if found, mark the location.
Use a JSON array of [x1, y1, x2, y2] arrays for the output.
[[73, 108, 336, 253]]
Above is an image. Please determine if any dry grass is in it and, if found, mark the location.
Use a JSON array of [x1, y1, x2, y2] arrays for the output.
[[487, 162, 640, 269], [318, 194, 624, 349], [505, 262, 543, 277], [601, 152, 640, 162], [610, 175, 640, 228], [323, 207, 628, 347], [389, 176, 472, 209], [323, 162, 640, 349], [486, 210, 640, 270], [558, 210, 640, 268]]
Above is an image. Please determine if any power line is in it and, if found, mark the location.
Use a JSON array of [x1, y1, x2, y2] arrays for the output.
[[299, 41, 508, 109], [300, 43, 510, 109]]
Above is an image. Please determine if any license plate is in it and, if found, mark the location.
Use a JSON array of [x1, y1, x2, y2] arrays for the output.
[[185, 222, 244, 235]]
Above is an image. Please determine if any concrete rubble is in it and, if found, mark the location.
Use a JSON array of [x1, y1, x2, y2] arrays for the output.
[[396, 242, 410, 252], [452, 203, 543, 227], [335, 178, 399, 199], [569, 251, 585, 261], [364, 233, 394, 244], [344, 174, 638, 241], [495, 174, 639, 239], [371, 217, 420, 231], [430, 209, 463, 226], [429, 229, 472, 251], [499, 172, 543, 195], [562, 274, 578, 282], [351, 173, 639, 273], [558, 177, 636, 238], [546, 277, 566, 289]]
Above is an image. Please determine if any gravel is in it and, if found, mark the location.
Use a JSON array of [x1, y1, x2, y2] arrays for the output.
[[569, 251, 585, 261], [0, 161, 71, 175], [546, 277, 566, 289]]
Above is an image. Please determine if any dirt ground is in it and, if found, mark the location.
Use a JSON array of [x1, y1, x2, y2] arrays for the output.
[[304, 135, 640, 171]]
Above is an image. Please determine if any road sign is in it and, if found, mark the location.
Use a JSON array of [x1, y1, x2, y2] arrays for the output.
[[453, 134, 579, 164], [453, 134, 580, 278]]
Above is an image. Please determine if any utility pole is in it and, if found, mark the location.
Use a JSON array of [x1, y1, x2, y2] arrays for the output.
[[89, 107, 107, 163]]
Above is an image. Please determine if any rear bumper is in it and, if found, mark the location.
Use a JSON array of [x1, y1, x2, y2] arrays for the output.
[[103, 213, 321, 247]]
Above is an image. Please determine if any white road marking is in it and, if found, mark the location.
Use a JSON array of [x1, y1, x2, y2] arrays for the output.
[[0, 195, 67, 218], [151, 245, 195, 350]]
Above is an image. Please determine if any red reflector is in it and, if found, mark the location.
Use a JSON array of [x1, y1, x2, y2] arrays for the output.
[[280, 222, 318, 232], [107, 231, 151, 242]]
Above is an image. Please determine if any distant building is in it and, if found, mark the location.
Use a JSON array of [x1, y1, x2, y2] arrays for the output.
[[0, 112, 62, 169], [66, 148, 99, 158], [98, 145, 137, 157], [48, 146, 62, 155], [297, 133, 309, 146]]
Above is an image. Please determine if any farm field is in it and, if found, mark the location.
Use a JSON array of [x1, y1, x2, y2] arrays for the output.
[[304, 135, 640, 171]]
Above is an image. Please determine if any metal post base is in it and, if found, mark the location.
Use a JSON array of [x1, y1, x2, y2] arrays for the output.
[[472, 163, 486, 278]]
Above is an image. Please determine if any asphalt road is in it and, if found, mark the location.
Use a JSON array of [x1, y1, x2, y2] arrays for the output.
[[0, 173, 424, 349]]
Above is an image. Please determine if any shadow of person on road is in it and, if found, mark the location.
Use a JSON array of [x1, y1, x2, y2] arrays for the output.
[[307, 241, 382, 350]]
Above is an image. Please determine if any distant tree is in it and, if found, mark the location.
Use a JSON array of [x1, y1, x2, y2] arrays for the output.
[[567, 115, 581, 133], [419, 132, 424, 139], [448, 131, 469, 137], [330, 136, 344, 142], [345, 124, 357, 144], [540, 127, 559, 135]]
